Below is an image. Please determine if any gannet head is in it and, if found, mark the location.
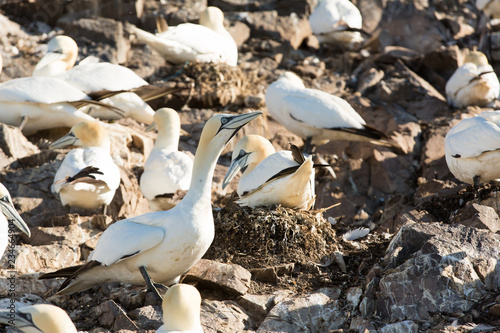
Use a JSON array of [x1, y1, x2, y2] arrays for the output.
[[162, 284, 203, 331], [278, 71, 306, 88], [199, 6, 226, 34], [147, 108, 182, 150], [51, 121, 110, 151], [34, 35, 78, 76], [0, 183, 30, 237], [222, 135, 275, 189], [0, 304, 77, 333], [464, 50, 489, 67]]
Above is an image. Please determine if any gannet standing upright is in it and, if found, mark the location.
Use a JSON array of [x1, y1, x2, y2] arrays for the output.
[[445, 50, 500, 108], [39, 111, 262, 298], [265, 71, 400, 154], [222, 135, 317, 210], [0, 183, 31, 258], [445, 110, 500, 186], [140, 108, 193, 211], [0, 304, 77, 333], [51, 121, 121, 214], [156, 284, 204, 333], [132, 7, 238, 66]]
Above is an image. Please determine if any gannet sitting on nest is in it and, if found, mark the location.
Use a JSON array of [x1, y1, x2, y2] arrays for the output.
[[39, 111, 262, 299], [0, 304, 77, 333], [157, 284, 204, 333], [309, 0, 364, 47], [0, 183, 31, 258], [265, 71, 401, 154], [445, 50, 500, 108], [141, 108, 193, 211], [132, 7, 238, 66], [222, 135, 318, 210], [51, 121, 120, 214], [445, 110, 500, 186]]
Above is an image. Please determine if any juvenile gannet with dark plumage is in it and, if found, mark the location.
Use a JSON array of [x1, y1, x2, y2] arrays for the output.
[[141, 108, 193, 211], [445, 110, 500, 186], [132, 6, 238, 66], [265, 71, 400, 154], [0, 304, 77, 333], [222, 135, 317, 210], [156, 284, 204, 333], [445, 50, 500, 108], [0, 183, 31, 258], [51, 121, 120, 214], [39, 111, 262, 298]]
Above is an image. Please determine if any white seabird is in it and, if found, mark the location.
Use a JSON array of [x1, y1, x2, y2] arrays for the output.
[[51, 121, 121, 214], [33, 35, 78, 77], [0, 183, 31, 258], [265, 71, 401, 154], [0, 303, 77, 333], [140, 108, 193, 211], [445, 50, 500, 108], [445, 110, 500, 186], [132, 6, 238, 66], [222, 135, 317, 210], [156, 284, 204, 333], [309, 0, 364, 47], [39, 111, 262, 298]]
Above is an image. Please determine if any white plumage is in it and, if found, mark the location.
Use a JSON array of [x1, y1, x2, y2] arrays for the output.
[[0, 183, 30, 259], [0, 304, 77, 333]]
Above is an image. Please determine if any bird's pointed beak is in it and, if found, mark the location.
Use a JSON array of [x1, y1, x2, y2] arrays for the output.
[[34, 51, 66, 73], [145, 121, 157, 132], [50, 132, 80, 149], [222, 154, 248, 189], [0, 196, 30, 237], [0, 309, 34, 329], [221, 111, 263, 145]]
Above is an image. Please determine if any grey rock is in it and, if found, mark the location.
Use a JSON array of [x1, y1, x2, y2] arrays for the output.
[[0, 124, 39, 168], [201, 299, 256, 332], [455, 202, 500, 233], [350, 316, 377, 332], [346, 287, 363, 310], [128, 305, 162, 330], [112, 312, 139, 331], [380, 320, 419, 333], [93, 300, 128, 327]]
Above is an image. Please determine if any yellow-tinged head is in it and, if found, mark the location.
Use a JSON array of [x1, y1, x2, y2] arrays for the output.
[[51, 121, 110, 150], [199, 6, 226, 33], [278, 71, 306, 88], [0, 304, 77, 333], [34, 35, 78, 76], [162, 284, 203, 331], [464, 50, 490, 66]]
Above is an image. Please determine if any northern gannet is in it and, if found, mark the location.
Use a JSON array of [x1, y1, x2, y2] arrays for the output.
[[265, 71, 400, 154], [140, 108, 193, 211], [32, 35, 78, 77], [0, 304, 77, 333], [0, 183, 31, 258], [51, 121, 121, 214], [156, 284, 203, 333], [445, 110, 500, 186], [39, 111, 262, 298], [132, 7, 238, 66], [309, 0, 364, 47], [445, 50, 500, 108], [476, 0, 500, 19], [222, 135, 317, 210]]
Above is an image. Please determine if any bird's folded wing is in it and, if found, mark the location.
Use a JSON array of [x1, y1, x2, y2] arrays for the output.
[[447, 117, 500, 158]]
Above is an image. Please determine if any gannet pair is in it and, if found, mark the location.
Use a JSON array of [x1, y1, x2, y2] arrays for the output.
[[0, 304, 77, 333], [140, 108, 193, 211], [445, 110, 500, 186], [445, 50, 500, 108], [157, 284, 204, 333], [222, 135, 317, 210], [51, 121, 120, 214], [309, 0, 364, 47], [265, 71, 400, 154], [39, 111, 262, 298], [133, 7, 238, 67], [0, 183, 30, 258]]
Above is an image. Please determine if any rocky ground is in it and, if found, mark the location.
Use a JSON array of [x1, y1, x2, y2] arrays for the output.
[[1, 0, 500, 332]]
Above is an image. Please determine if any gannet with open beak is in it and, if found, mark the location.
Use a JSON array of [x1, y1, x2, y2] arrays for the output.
[[132, 6, 238, 66], [51, 121, 120, 214], [141, 108, 193, 211], [0, 183, 31, 258], [0, 304, 77, 333], [309, 0, 364, 47], [222, 135, 317, 210], [445, 50, 500, 108], [156, 284, 204, 333], [39, 111, 262, 297], [265, 71, 400, 154], [445, 110, 500, 186]]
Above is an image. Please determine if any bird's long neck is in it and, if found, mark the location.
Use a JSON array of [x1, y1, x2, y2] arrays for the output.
[[155, 127, 179, 151]]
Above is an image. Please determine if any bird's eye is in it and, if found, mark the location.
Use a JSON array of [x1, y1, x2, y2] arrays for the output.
[[221, 117, 229, 125], [239, 150, 245, 157]]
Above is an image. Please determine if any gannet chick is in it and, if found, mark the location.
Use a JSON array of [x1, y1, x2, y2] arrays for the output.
[[476, 0, 500, 19], [39, 111, 262, 298], [309, 0, 364, 47], [445, 50, 500, 108], [51, 121, 120, 214], [0, 304, 77, 333], [222, 135, 317, 210], [0, 183, 31, 258], [156, 284, 203, 333], [265, 71, 400, 154], [445, 110, 500, 186], [132, 7, 238, 66], [141, 108, 193, 211], [33, 36, 78, 77]]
